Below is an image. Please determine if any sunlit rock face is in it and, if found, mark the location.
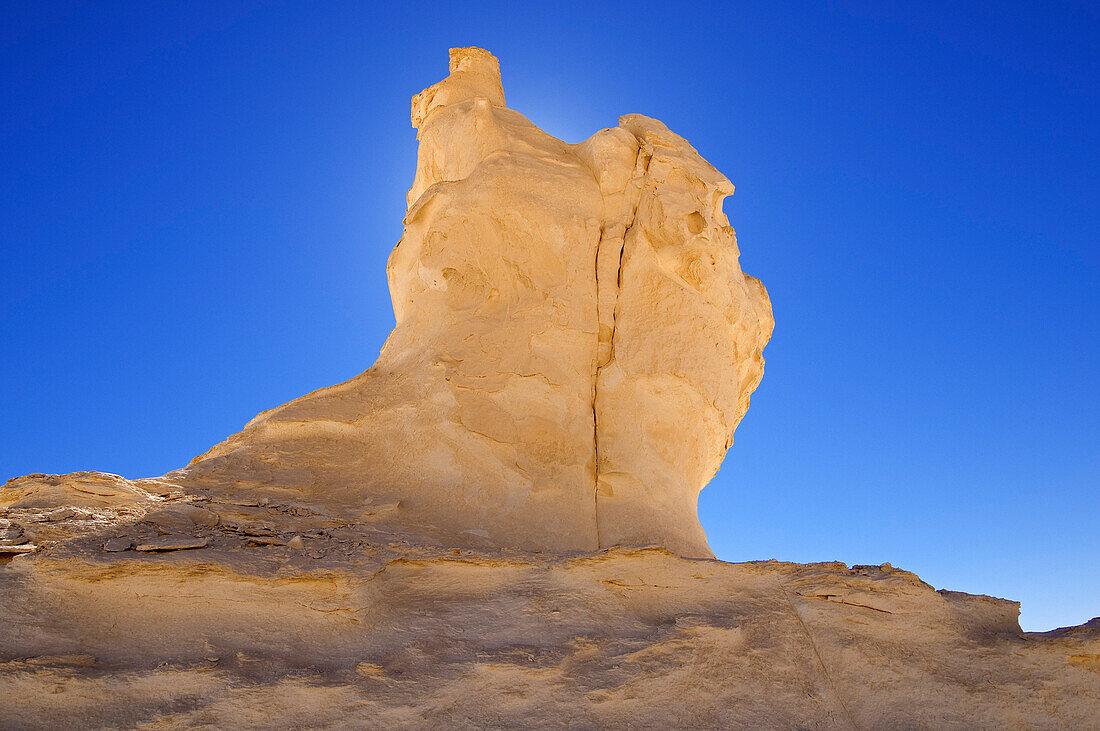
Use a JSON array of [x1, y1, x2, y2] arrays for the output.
[[170, 46, 773, 557]]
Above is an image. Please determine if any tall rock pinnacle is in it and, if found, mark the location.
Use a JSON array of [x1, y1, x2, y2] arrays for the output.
[[9, 48, 773, 557], [173, 47, 773, 556]]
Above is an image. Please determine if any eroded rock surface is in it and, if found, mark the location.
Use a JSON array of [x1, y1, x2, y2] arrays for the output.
[[2, 49, 1095, 728]]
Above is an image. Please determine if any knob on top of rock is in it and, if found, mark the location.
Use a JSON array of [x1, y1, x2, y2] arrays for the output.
[[411, 47, 505, 128]]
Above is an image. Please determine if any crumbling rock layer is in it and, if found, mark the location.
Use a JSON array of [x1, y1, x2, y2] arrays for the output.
[[3, 49, 1095, 728]]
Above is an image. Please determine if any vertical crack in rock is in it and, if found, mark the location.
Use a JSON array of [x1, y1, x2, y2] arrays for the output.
[[592, 223, 604, 550], [591, 226, 624, 549], [593, 211, 632, 550], [589, 143, 650, 550]]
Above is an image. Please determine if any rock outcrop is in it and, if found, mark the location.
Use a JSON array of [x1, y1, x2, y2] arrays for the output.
[[1, 49, 1095, 728]]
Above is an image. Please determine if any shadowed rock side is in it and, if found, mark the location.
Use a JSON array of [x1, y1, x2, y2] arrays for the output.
[[144, 46, 772, 558], [4, 49, 1095, 728]]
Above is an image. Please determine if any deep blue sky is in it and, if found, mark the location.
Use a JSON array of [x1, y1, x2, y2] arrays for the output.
[[2, 1, 1096, 631]]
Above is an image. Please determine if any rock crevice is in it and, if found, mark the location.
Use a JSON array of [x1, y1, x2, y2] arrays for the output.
[[585, 136, 649, 550]]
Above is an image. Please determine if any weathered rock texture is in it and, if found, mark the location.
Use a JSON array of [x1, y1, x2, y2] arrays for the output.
[[1, 49, 1096, 728]]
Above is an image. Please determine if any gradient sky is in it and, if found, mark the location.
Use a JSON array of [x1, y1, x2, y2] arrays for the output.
[[2, 1, 1097, 631]]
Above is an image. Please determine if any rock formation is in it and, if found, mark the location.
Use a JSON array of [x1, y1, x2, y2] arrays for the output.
[[169, 46, 772, 558], [1, 49, 1095, 728]]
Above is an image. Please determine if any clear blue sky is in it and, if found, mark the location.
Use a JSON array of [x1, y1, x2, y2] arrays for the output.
[[2, 1, 1096, 631]]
